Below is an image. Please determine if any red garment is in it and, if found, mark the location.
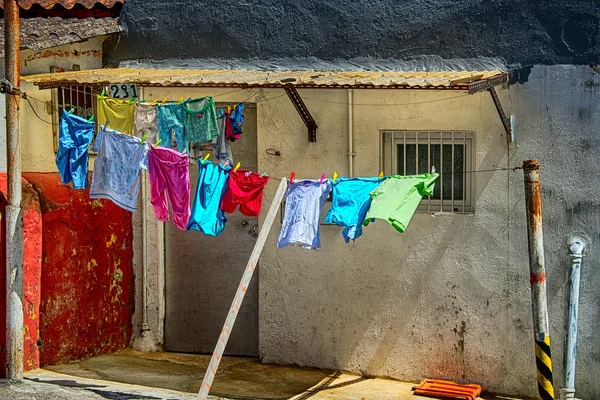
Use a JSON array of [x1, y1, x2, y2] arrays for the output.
[[221, 169, 269, 216], [224, 111, 240, 141]]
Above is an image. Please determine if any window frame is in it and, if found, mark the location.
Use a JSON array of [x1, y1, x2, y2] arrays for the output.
[[380, 130, 476, 214]]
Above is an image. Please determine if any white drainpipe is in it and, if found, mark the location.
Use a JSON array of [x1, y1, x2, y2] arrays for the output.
[[560, 236, 588, 400], [347, 89, 355, 177], [141, 170, 150, 332]]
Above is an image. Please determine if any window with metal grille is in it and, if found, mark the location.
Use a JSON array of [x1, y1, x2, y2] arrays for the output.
[[380, 130, 475, 213], [51, 85, 101, 152]]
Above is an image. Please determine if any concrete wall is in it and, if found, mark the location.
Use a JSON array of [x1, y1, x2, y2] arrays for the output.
[[125, 64, 600, 398], [110, 0, 599, 68], [0, 176, 42, 375], [24, 173, 134, 366]]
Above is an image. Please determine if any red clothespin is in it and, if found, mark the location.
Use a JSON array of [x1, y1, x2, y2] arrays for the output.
[[290, 171, 295, 183], [319, 173, 325, 184]]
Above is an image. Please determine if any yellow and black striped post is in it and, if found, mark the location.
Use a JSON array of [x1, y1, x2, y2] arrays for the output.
[[535, 336, 554, 400], [523, 160, 554, 400]]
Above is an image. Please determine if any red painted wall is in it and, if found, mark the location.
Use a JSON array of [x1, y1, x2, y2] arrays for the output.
[[24, 173, 134, 366], [0, 175, 43, 376]]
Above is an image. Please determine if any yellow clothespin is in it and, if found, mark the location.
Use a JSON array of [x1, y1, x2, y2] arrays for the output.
[[178, 96, 185, 104], [150, 99, 158, 106], [227, 106, 231, 114], [203, 153, 211, 162], [378, 171, 384, 179], [332, 172, 338, 182], [233, 162, 241, 172], [161, 98, 167, 106]]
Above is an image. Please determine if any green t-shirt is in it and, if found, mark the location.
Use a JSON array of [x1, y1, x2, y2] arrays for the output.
[[364, 173, 439, 232]]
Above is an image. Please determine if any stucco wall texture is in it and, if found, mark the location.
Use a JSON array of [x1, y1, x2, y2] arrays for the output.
[[0, 176, 42, 375], [111, 0, 599, 68], [24, 173, 134, 366], [249, 65, 598, 398]]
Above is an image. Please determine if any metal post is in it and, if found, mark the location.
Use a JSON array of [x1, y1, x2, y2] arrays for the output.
[[4, 0, 23, 380], [198, 178, 288, 400], [522, 160, 554, 400], [560, 239, 586, 400]]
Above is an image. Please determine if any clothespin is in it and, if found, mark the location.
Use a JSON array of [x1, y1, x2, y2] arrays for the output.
[[141, 132, 147, 144], [378, 171, 384, 179], [233, 162, 241, 172], [177, 96, 185, 104], [99, 89, 105, 99], [129, 97, 136, 103], [431, 166, 436, 174], [87, 115, 94, 122], [227, 106, 231, 114], [290, 171, 295, 183], [67, 108, 75, 114], [139, 99, 146, 104], [332, 172, 338, 182], [160, 98, 167, 106], [104, 120, 110, 129], [260, 172, 268, 177], [186, 97, 191, 102], [319, 173, 325, 184], [150, 99, 158, 106], [233, 104, 237, 110], [153, 139, 162, 148], [224, 160, 230, 167], [203, 153, 211, 162]]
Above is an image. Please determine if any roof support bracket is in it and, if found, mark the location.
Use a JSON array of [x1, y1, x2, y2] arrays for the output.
[[284, 87, 318, 142], [488, 86, 513, 143]]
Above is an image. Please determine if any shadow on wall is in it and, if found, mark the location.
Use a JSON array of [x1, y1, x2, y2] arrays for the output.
[[23, 172, 134, 366]]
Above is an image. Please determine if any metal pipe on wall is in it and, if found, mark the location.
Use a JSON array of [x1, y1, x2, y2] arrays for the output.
[[347, 89, 354, 177], [560, 238, 587, 400], [141, 170, 150, 332], [4, 0, 23, 380], [522, 160, 554, 400]]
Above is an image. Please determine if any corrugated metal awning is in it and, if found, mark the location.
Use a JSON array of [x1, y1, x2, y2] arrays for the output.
[[23, 68, 508, 92]]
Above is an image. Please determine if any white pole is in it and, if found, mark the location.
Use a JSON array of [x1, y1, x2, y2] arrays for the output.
[[198, 177, 288, 400]]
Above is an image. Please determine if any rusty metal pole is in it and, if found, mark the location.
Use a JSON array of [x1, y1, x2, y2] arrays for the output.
[[4, 0, 23, 380], [522, 160, 554, 400]]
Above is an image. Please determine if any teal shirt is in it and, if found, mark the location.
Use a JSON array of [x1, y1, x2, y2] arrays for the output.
[[364, 173, 439, 232], [187, 160, 231, 236]]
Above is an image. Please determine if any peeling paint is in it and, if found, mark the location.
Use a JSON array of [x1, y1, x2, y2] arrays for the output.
[[23, 173, 133, 367]]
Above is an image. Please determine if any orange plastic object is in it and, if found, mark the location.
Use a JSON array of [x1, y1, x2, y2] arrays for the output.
[[412, 379, 482, 400]]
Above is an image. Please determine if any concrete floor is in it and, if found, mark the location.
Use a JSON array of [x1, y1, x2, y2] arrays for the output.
[[26, 350, 526, 400]]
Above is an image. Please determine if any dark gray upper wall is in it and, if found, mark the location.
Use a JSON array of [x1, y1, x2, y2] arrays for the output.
[[106, 0, 599, 69]]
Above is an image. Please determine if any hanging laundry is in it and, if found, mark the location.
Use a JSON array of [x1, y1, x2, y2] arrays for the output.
[[148, 146, 191, 230], [187, 160, 231, 236], [211, 109, 233, 164], [183, 97, 219, 144], [97, 96, 135, 135], [277, 180, 332, 250], [133, 102, 158, 142], [56, 110, 96, 189], [364, 173, 439, 232], [324, 177, 384, 242], [157, 102, 187, 154], [230, 103, 244, 137], [90, 126, 149, 211], [224, 109, 238, 141], [220, 169, 269, 216]]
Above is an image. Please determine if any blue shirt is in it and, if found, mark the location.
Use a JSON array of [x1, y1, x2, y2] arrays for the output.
[[277, 180, 331, 250], [90, 127, 149, 212], [187, 160, 231, 236], [56, 111, 95, 189], [324, 177, 384, 242]]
